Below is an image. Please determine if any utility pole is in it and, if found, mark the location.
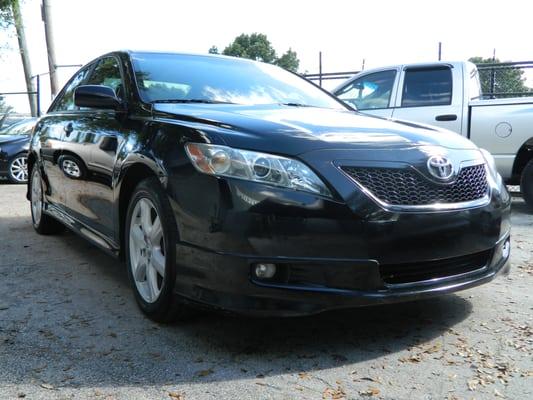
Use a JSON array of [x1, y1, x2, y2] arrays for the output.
[[318, 51, 322, 87], [438, 42, 442, 61], [11, 0, 37, 117], [42, 0, 58, 96]]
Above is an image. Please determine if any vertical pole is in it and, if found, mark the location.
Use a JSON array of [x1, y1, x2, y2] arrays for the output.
[[12, 0, 37, 117], [490, 48, 496, 98], [319, 51, 322, 87], [438, 42, 442, 61], [42, 0, 59, 96], [362, 59, 365, 71], [36, 74, 41, 117]]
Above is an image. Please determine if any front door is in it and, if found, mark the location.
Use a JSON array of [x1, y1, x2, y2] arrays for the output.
[[59, 56, 127, 241]]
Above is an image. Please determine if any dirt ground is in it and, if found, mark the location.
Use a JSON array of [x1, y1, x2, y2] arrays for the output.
[[0, 182, 531, 400]]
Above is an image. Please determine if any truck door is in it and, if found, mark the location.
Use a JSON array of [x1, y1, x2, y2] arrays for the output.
[[392, 65, 463, 134], [334, 69, 398, 118]]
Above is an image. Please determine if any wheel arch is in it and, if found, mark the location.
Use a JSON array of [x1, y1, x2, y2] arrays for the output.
[[116, 160, 165, 259], [511, 137, 533, 182]]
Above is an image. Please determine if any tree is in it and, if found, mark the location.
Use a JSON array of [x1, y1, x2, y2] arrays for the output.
[[276, 48, 299, 72], [469, 57, 532, 96], [208, 45, 219, 54], [0, 95, 13, 128], [218, 33, 300, 72], [0, 0, 36, 116]]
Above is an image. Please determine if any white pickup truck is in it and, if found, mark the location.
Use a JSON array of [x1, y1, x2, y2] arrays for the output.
[[333, 61, 533, 208]]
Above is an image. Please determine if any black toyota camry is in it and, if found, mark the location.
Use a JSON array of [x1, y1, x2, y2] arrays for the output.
[[27, 51, 511, 321]]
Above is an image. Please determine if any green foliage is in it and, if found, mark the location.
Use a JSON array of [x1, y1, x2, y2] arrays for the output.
[[223, 33, 277, 63], [0, 0, 14, 28], [217, 33, 300, 72], [469, 57, 532, 95], [276, 48, 299, 72]]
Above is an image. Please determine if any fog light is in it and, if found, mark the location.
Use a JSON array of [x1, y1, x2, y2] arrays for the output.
[[254, 263, 277, 279], [502, 239, 510, 259]]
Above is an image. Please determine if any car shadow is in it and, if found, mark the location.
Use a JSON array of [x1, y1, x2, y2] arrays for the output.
[[0, 214, 473, 389]]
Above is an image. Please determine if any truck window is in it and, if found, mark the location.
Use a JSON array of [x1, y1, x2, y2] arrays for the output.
[[335, 70, 396, 110], [401, 67, 452, 107]]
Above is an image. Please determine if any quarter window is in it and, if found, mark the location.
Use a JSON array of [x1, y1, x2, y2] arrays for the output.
[[402, 67, 452, 107], [335, 70, 397, 110], [51, 67, 91, 112]]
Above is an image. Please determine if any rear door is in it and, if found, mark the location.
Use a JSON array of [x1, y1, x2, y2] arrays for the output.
[[391, 65, 463, 133], [334, 69, 398, 118]]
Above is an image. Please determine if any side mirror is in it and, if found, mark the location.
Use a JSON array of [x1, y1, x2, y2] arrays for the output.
[[74, 85, 122, 110]]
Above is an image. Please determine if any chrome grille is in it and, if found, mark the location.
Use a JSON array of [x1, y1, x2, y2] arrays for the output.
[[342, 164, 489, 206]]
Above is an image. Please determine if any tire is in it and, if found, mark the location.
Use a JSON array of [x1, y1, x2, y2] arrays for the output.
[[7, 153, 29, 184], [29, 166, 64, 235], [125, 177, 192, 322], [521, 159, 533, 210]]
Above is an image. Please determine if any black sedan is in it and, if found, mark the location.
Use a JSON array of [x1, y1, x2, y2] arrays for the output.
[[0, 118, 36, 183], [27, 51, 511, 322]]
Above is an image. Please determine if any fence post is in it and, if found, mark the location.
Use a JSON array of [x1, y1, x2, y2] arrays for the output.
[[36, 74, 41, 117]]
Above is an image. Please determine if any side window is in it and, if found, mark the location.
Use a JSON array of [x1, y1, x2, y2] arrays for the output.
[[86, 57, 124, 100], [336, 70, 397, 110], [52, 68, 91, 112], [402, 67, 452, 107]]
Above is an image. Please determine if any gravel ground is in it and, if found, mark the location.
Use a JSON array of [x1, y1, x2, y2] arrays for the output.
[[0, 182, 531, 400]]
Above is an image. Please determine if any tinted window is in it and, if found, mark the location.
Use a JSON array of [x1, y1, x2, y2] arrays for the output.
[[131, 53, 344, 109], [86, 57, 124, 99], [336, 70, 396, 110], [402, 67, 452, 107], [52, 67, 91, 112]]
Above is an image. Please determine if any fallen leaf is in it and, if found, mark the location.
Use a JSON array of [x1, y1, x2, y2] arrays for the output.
[[197, 368, 213, 377], [40, 383, 54, 390], [359, 387, 380, 396]]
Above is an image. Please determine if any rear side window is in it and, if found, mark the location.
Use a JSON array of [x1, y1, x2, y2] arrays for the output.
[[401, 67, 452, 107], [336, 70, 397, 110]]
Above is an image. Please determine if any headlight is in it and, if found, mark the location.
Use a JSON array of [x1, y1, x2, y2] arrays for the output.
[[185, 143, 332, 198], [480, 148, 505, 187]]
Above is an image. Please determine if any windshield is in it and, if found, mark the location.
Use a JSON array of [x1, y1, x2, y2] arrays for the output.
[[131, 53, 346, 109]]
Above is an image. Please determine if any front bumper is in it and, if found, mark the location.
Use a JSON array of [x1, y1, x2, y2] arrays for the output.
[[173, 232, 510, 316], [166, 142, 512, 316]]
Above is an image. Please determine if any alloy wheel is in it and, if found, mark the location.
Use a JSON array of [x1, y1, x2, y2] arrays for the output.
[[10, 156, 28, 183], [129, 198, 166, 303], [31, 168, 42, 226]]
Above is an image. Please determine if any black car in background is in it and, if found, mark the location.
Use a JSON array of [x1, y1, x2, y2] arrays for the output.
[[27, 51, 511, 322], [0, 118, 36, 183]]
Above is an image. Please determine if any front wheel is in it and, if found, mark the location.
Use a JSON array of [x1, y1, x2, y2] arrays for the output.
[[8, 153, 28, 183], [125, 177, 192, 322], [30, 166, 64, 234], [521, 159, 533, 210]]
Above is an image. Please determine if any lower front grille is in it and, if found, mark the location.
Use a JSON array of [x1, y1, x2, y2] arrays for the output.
[[379, 250, 492, 285], [341, 164, 489, 206]]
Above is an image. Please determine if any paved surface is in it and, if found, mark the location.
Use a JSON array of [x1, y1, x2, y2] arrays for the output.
[[0, 182, 531, 400]]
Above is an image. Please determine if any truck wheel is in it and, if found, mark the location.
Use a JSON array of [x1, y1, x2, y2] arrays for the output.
[[521, 159, 533, 210]]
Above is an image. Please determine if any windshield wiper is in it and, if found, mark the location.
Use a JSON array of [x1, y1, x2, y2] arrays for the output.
[[151, 99, 235, 104], [279, 102, 315, 108]]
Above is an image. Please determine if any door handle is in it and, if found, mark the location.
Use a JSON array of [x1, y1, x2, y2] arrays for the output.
[[435, 114, 457, 121], [64, 123, 73, 137]]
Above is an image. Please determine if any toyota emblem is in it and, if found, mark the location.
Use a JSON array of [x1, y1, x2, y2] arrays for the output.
[[427, 156, 454, 180]]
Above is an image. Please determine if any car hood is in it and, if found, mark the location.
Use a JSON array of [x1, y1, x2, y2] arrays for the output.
[[152, 104, 478, 155], [0, 134, 29, 145]]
